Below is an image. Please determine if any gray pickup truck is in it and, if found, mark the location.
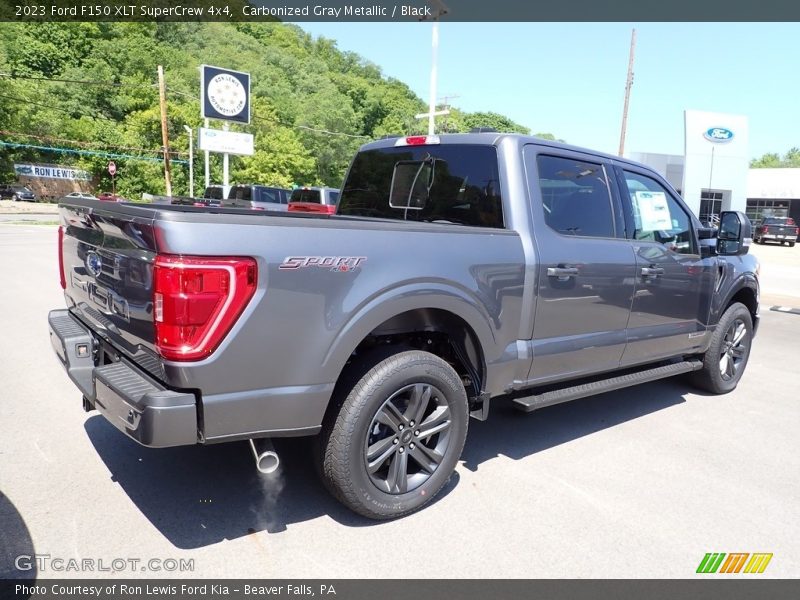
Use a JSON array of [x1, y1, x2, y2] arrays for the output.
[[49, 133, 759, 519]]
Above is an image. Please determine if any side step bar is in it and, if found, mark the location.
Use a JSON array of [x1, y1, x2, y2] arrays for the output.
[[512, 360, 703, 413]]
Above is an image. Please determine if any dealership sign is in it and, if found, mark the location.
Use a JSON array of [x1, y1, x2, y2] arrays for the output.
[[201, 65, 250, 124], [14, 164, 91, 181], [198, 128, 254, 156], [703, 127, 734, 143]]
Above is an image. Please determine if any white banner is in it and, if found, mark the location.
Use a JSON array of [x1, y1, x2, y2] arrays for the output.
[[14, 163, 91, 181], [198, 128, 254, 156]]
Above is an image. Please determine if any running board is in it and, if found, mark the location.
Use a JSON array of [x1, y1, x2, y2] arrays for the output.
[[512, 360, 703, 413]]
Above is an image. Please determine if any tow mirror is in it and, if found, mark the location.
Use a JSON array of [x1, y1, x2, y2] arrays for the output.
[[716, 211, 752, 256]]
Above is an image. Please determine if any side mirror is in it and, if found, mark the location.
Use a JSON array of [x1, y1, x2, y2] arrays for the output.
[[716, 211, 752, 256]]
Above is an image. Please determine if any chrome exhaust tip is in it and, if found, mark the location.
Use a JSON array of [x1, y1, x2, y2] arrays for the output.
[[249, 438, 280, 474]]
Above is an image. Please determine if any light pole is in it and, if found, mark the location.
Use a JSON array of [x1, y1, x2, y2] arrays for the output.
[[183, 125, 194, 198]]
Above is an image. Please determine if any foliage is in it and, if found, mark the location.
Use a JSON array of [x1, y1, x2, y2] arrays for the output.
[[0, 22, 546, 197], [751, 148, 800, 168]]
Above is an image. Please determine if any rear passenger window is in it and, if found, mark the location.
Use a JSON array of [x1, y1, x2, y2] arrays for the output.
[[339, 145, 504, 228], [537, 155, 616, 238], [257, 188, 279, 204], [622, 171, 696, 255]]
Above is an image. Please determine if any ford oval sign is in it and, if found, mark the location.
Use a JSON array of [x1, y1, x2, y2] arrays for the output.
[[704, 127, 734, 143]]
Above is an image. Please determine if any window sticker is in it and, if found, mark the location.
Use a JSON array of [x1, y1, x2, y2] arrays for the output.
[[634, 191, 673, 231]]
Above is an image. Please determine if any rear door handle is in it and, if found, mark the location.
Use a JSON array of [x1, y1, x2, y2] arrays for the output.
[[641, 266, 665, 277], [547, 267, 579, 278]]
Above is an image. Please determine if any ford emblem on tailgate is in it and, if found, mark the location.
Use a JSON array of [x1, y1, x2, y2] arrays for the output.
[[85, 251, 102, 277], [703, 127, 734, 143]]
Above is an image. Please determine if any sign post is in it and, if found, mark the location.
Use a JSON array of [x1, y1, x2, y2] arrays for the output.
[[201, 65, 251, 198], [108, 161, 117, 196]]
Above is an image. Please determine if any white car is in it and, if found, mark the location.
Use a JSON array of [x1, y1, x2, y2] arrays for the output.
[[65, 192, 98, 200]]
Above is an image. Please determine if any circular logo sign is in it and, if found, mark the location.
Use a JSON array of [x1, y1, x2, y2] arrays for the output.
[[107, 161, 116, 176], [703, 127, 734, 143], [206, 74, 247, 118]]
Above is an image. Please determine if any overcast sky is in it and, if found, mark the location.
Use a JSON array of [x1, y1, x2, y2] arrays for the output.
[[299, 22, 797, 160]]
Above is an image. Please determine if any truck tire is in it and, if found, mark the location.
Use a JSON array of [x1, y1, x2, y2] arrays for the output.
[[691, 302, 753, 394], [790, 242, 796, 247], [318, 350, 468, 519]]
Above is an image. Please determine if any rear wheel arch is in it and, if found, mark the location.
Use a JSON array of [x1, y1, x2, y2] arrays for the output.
[[335, 308, 487, 402]]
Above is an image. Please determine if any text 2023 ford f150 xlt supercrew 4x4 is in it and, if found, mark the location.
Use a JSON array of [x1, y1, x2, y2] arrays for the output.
[[49, 133, 759, 519]]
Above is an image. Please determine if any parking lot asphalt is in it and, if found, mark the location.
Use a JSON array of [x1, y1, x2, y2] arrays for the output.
[[1, 224, 798, 579]]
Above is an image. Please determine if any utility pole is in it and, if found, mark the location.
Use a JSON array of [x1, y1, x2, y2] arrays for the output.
[[157, 65, 172, 197], [415, 1, 450, 135], [618, 28, 637, 157]]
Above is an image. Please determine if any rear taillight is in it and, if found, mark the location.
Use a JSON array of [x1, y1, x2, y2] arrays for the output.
[[58, 226, 66, 290], [153, 255, 257, 361]]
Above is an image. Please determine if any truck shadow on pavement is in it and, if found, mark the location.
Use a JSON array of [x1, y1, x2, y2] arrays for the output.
[[0, 490, 37, 580], [84, 377, 694, 549]]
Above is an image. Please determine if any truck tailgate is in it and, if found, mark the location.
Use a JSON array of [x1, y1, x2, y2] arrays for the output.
[[60, 202, 163, 378]]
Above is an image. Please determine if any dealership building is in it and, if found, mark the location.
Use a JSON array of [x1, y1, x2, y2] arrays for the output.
[[630, 109, 800, 232]]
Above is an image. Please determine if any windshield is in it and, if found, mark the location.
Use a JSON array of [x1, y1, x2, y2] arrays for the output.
[[339, 144, 504, 228]]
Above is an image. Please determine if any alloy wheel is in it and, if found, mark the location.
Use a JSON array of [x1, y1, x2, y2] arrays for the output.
[[364, 383, 453, 494], [719, 318, 748, 381]]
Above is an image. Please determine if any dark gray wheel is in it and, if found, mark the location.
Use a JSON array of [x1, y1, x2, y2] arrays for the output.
[[790, 242, 796, 247], [365, 382, 453, 494], [318, 350, 468, 519], [692, 302, 753, 394]]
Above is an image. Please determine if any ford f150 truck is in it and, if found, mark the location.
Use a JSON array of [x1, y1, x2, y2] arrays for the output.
[[49, 133, 759, 519], [753, 216, 797, 246]]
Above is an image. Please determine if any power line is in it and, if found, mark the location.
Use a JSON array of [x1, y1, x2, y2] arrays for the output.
[[0, 72, 156, 88], [0, 92, 116, 122], [0, 141, 188, 165], [0, 130, 187, 157]]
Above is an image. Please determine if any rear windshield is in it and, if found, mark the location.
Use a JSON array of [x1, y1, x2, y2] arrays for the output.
[[204, 186, 224, 200], [338, 145, 504, 228], [291, 189, 322, 204], [228, 186, 252, 202], [763, 217, 794, 225]]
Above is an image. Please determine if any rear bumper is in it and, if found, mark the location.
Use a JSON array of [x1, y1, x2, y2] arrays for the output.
[[48, 309, 198, 448], [759, 233, 796, 242]]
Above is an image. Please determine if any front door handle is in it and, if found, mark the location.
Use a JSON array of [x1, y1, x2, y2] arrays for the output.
[[547, 267, 579, 278], [640, 266, 665, 277]]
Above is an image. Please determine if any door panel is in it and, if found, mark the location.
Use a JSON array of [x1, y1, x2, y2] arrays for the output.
[[617, 167, 712, 366], [523, 148, 636, 384]]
